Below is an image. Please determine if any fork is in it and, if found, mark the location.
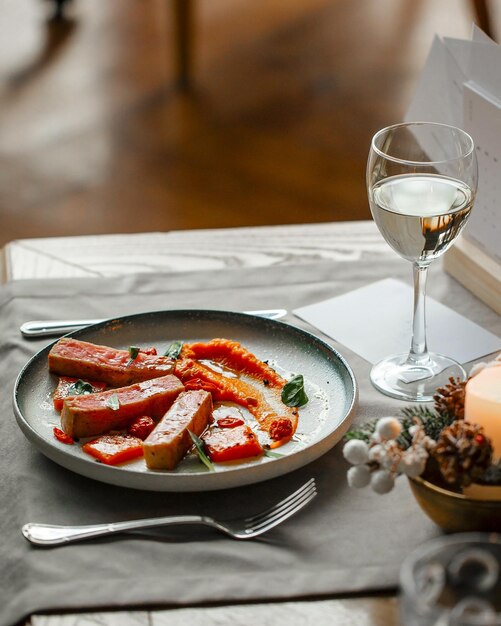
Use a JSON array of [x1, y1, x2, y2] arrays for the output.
[[22, 478, 316, 546]]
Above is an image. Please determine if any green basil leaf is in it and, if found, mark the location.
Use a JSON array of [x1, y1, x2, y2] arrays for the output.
[[105, 393, 120, 411], [126, 346, 140, 367], [188, 430, 214, 471], [263, 448, 284, 458], [165, 341, 183, 359], [281, 374, 308, 407], [68, 379, 94, 396]]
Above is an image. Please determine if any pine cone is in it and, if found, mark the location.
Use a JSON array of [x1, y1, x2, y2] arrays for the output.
[[432, 420, 493, 486], [433, 376, 466, 420]]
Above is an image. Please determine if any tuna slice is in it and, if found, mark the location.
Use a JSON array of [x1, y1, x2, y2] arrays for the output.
[[48, 337, 175, 387], [143, 390, 213, 470], [61, 375, 185, 438]]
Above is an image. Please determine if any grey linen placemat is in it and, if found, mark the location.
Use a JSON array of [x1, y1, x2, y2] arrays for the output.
[[1, 261, 499, 626]]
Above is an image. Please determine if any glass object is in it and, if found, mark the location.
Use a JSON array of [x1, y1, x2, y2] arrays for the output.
[[400, 533, 501, 625], [367, 122, 478, 401]]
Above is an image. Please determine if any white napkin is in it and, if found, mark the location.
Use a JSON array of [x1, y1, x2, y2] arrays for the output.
[[294, 278, 501, 365]]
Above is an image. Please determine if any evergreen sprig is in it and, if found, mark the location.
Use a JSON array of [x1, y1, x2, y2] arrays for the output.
[[398, 406, 456, 447], [345, 406, 456, 450], [344, 418, 378, 444]]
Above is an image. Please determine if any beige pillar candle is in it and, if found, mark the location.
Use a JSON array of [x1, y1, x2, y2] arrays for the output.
[[465, 363, 501, 461]]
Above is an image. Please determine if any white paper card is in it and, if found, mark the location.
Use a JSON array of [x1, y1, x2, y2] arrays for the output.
[[404, 36, 465, 127], [463, 81, 501, 263], [405, 30, 501, 268], [472, 24, 496, 45], [294, 279, 501, 365]]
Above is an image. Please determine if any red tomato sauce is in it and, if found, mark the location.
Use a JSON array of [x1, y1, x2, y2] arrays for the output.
[[176, 340, 298, 445]]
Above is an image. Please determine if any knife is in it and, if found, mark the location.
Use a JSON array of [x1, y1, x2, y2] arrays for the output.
[[20, 309, 288, 338]]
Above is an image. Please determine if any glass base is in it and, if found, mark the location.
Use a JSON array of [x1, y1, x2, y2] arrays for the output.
[[370, 352, 466, 402]]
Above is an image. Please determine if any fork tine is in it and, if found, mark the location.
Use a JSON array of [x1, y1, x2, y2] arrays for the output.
[[246, 490, 317, 538], [244, 478, 316, 526], [247, 483, 317, 533], [246, 481, 317, 529]]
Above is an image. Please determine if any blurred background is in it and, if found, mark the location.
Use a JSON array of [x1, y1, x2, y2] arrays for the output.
[[0, 0, 498, 247]]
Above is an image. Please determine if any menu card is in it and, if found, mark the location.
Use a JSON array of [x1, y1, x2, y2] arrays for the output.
[[405, 26, 501, 264]]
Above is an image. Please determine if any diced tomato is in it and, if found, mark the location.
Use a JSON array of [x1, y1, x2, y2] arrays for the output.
[[82, 434, 144, 465], [53, 427, 74, 445], [128, 415, 155, 440], [53, 377, 107, 411], [216, 416, 245, 429], [203, 425, 263, 463], [140, 346, 158, 356]]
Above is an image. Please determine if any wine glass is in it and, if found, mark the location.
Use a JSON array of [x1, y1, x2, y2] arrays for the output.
[[400, 533, 501, 625], [367, 121, 478, 401]]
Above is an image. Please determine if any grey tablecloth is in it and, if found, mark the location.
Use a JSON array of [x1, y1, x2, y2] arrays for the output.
[[1, 260, 499, 626]]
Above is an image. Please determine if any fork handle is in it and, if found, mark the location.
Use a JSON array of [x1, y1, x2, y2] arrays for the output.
[[22, 515, 207, 546]]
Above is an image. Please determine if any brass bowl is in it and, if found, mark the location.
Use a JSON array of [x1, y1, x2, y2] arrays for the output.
[[409, 475, 501, 533]]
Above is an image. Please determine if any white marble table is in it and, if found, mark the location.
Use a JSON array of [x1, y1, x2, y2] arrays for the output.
[[3, 221, 400, 626]]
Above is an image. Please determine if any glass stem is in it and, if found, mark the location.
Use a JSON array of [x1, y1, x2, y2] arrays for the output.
[[407, 263, 430, 367]]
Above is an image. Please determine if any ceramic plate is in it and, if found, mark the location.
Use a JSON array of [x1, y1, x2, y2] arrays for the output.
[[13, 310, 357, 491]]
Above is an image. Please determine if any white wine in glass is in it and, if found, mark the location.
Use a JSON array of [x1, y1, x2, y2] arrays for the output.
[[367, 122, 478, 401]]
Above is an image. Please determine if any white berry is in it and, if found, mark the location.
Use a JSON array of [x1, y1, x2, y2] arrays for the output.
[[343, 439, 369, 465], [370, 469, 395, 494], [375, 417, 402, 440], [347, 464, 371, 488], [368, 443, 385, 463], [398, 453, 426, 478]]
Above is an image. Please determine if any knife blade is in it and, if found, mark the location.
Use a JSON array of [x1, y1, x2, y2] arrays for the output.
[[20, 309, 288, 338]]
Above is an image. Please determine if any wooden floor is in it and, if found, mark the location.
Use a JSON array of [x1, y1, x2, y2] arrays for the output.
[[0, 0, 496, 247]]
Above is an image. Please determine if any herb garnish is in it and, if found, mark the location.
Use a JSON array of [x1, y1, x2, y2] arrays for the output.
[[188, 430, 214, 471], [165, 341, 183, 359], [281, 374, 309, 407], [68, 379, 94, 396], [105, 393, 120, 411], [126, 346, 140, 366], [263, 448, 284, 458]]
